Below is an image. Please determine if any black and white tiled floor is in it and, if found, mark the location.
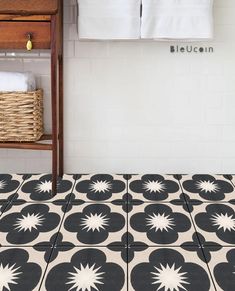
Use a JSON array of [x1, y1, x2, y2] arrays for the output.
[[0, 174, 235, 290]]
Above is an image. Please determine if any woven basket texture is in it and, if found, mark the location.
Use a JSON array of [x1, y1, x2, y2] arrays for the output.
[[0, 89, 43, 142]]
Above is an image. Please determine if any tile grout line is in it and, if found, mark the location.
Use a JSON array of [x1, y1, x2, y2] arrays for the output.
[[180, 187, 219, 291], [176, 175, 190, 205], [37, 174, 79, 291], [176, 175, 219, 290], [126, 175, 130, 291]]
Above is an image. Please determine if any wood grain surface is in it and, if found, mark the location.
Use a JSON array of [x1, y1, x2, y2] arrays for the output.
[[0, 0, 58, 15], [0, 21, 51, 49]]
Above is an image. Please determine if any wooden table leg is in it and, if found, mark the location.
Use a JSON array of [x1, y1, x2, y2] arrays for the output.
[[58, 53, 64, 178], [58, 0, 64, 179], [51, 14, 58, 195]]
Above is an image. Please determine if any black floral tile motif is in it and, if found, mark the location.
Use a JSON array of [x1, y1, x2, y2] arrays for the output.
[[0, 174, 22, 199], [171, 193, 191, 212], [15, 174, 75, 202], [0, 203, 63, 246], [192, 203, 235, 246], [229, 199, 235, 206], [180, 194, 203, 213], [112, 193, 144, 213], [0, 202, 4, 216], [207, 247, 235, 291], [181, 232, 222, 263], [107, 232, 148, 263], [0, 195, 26, 216], [129, 203, 195, 246], [60, 203, 127, 246], [74, 174, 127, 202], [0, 199, 12, 216], [0, 247, 48, 291], [181, 175, 234, 202], [128, 174, 182, 202], [40, 247, 127, 291], [129, 247, 215, 291], [56, 193, 85, 213], [225, 174, 235, 185], [34, 233, 75, 263]]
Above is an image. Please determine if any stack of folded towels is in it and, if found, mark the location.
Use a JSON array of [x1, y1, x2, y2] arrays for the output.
[[141, 0, 214, 40], [0, 71, 36, 92], [78, 0, 141, 39], [77, 0, 214, 40]]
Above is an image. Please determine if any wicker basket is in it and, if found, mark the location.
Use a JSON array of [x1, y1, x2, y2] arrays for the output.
[[0, 89, 44, 142]]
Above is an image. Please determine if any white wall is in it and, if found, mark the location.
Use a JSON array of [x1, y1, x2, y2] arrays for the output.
[[1, 0, 235, 174]]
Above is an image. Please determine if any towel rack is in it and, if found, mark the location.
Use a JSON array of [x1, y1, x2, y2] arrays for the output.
[[0, 0, 64, 194]]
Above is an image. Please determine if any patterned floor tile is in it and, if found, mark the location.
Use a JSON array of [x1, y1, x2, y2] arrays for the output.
[[128, 174, 182, 202], [0, 174, 23, 200], [128, 246, 215, 291], [40, 247, 127, 291], [206, 247, 235, 291], [59, 203, 127, 246], [190, 203, 235, 246], [14, 174, 75, 203], [128, 203, 197, 246], [0, 246, 49, 291], [73, 174, 127, 202], [180, 174, 235, 202], [0, 203, 64, 246], [0, 173, 234, 290]]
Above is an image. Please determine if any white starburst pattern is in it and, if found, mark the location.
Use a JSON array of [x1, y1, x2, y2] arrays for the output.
[[67, 263, 104, 291], [14, 213, 45, 232], [0, 180, 7, 190], [81, 213, 109, 232], [195, 180, 220, 193], [0, 263, 22, 291], [143, 180, 166, 193], [146, 213, 175, 232], [211, 212, 235, 232], [35, 180, 52, 193], [89, 180, 112, 194], [151, 263, 190, 291]]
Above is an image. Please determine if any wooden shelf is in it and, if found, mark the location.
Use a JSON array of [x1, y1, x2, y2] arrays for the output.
[[0, 0, 64, 194], [0, 134, 53, 150]]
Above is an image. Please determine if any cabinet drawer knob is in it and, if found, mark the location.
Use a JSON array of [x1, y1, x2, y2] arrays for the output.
[[26, 33, 33, 51]]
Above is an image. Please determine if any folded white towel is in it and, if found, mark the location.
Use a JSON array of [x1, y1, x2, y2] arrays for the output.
[[78, 0, 141, 40], [141, 0, 214, 40], [0, 71, 36, 92]]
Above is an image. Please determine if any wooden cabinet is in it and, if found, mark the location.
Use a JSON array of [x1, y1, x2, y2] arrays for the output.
[[0, 0, 64, 194]]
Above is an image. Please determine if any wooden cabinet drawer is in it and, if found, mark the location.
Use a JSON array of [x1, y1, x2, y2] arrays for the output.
[[0, 21, 50, 49]]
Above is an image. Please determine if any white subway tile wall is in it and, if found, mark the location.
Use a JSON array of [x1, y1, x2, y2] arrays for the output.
[[0, 0, 235, 173]]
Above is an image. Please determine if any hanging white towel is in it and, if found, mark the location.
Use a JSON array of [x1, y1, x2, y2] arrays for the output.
[[78, 0, 141, 40], [141, 0, 214, 40], [0, 72, 36, 92]]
